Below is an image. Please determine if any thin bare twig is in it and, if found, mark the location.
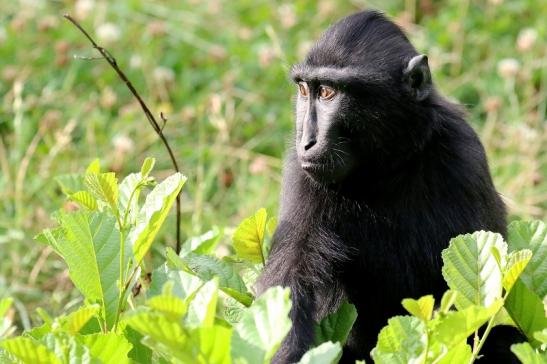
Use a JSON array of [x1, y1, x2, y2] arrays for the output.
[[63, 14, 183, 253]]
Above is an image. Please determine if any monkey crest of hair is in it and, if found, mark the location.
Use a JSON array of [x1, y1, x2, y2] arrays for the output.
[[257, 10, 524, 364]]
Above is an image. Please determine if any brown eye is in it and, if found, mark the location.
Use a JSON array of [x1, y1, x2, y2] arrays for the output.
[[319, 85, 336, 100], [298, 82, 309, 97]]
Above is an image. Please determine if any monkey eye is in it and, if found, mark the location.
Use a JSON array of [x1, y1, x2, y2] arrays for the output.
[[297, 82, 309, 97], [319, 85, 336, 100]]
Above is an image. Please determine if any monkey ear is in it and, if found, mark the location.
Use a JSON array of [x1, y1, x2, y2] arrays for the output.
[[403, 54, 432, 102]]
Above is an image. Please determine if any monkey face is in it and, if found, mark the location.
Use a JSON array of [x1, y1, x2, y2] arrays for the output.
[[293, 80, 356, 184]]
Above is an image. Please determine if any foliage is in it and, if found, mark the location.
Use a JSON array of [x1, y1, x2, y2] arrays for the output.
[[0, 162, 545, 363]]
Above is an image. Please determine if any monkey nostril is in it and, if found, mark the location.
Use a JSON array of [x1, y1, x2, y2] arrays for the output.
[[304, 139, 317, 151]]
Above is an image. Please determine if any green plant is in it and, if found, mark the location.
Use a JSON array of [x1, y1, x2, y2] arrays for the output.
[[0, 161, 545, 363]]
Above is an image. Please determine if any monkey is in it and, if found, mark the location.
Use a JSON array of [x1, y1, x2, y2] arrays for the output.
[[257, 10, 524, 364]]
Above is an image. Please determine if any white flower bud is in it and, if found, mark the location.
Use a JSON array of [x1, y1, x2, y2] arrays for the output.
[[497, 58, 520, 79], [96, 23, 121, 44], [517, 28, 538, 52]]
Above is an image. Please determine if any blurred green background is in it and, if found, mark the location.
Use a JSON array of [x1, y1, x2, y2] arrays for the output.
[[0, 0, 545, 330]]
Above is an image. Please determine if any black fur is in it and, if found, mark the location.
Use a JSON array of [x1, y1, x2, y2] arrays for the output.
[[257, 10, 522, 363]]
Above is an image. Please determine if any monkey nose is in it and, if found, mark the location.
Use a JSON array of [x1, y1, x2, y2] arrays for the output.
[[303, 138, 317, 151]]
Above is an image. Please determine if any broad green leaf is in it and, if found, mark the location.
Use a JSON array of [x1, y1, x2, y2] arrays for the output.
[[439, 290, 458, 314], [232, 208, 267, 264], [507, 220, 547, 298], [505, 279, 547, 344], [314, 301, 357, 346], [119, 173, 144, 225], [232, 286, 292, 364], [0, 298, 13, 318], [180, 228, 223, 256], [140, 157, 155, 178], [298, 341, 342, 364], [435, 341, 472, 364], [371, 315, 427, 364], [148, 264, 203, 300], [186, 279, 219, 328], [70, 190, 98, 210], [186, 325, 232, 364], [61, 304, 101, 334], [86, 158, 101, 173], [430, 300, 502, 350], [125, 310, 191, 362], [0, 337, 61, 364], [402, 295, 434, 321], [130, 172, 186, 263], [125, 326, 153, 364], [534, 329, 547, 344], [42, 211, 129, 328], [510, 342, 546, 364], [79, 333, 133, 364], [147, 294, 187, 320], [503, 249, 532, 292], [441, 231, 506, 309], [85, 172, 119, 213], [55, 174, 85, 196]]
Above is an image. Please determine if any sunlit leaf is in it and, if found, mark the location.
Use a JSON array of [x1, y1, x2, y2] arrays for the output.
[[298, 341, 342, 364], [371, 315, 427, 364], [402, 295, 434, 321], [79, 333, 133, 364], [232, 208, 267, 264], [314, 301, 357, 346], [0, 337, 61, 364], [70, 190, 98, 210], [186, 279, 219, 328], [503, 249, 532, 292], [62, 304, 100, 335], [85, 172, 119, 213], [510, 342, 546, 364]]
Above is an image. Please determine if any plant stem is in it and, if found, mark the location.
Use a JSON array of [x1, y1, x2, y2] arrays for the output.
[[468, 313, 497, 364]]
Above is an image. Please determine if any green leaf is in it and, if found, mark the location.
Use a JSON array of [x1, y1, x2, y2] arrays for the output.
[[510, 342, 547, 364], [232, 208, 267, 264], [85, 172, 119, 213], [70, 190, 98, 210], [86, 158, 101, 173], [125, 326, 153, 364], [371, 316, 427, 364], [439, 290, 458, 314], [505, 279, 547, 344], [41, 211, 129, 329], [186, 325, 232, 364], [61, 304, 101, 334], [140, 157, 155, 178], [79, 333, 133, 364], [130, 172, 186, 263], [118, 173, 144, 225], [180, 228, 223, 256], [232, 286, 292, 364], [0, 337, 61, 364], [314, 301, 357, 346], [148, 264, 203, 300], [55, 174, 85, 196], [507, 220, 547, 298], [435, 341, 472, 364], [534, 328, 547, 344], [146, 294, 188, 320], [186, 279, 219, 328], [441, 231, 506, 309], [402, 295, 434, 321], [298, 341, 342, 364], [503, 249, 533, 292], [125, 310, 191, 362]]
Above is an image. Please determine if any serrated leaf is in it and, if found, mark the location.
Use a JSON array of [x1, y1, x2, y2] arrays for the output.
[[148, 264, 203, 300], [146, 294, 187, 320], [130, 173, 186, 263], [55, 174, 85, 196], [0, 337, 61, 364], [125, 326, 153, 364], [62, 304, 101, 334], [41, 211, 130, 329], [314, 301, 357, 346], [435, 341, 472, 364], [79, 333, 132, 364], [125, 310, 191, 362], [505, 279, 547, 344], [507, 220, 547, 298], [186, 325, 232, 364], [85, 172, 119, 213], [298, 341, 342, 364], [439, 290, 458, 314], [441, 231, 506, 309], [503, 249, 533, 292], [70, 190, 98, 210], [86, 158, 101, 173], [232, 286, 292, 364], [402, 295, 434, 321], [180, 228, 223, 256], [510, 342, 547, 364], [232, 208, 267, 264], [186, 279, 219, 328], [371, 315, 427, 364], [140, 157, 155, 178]]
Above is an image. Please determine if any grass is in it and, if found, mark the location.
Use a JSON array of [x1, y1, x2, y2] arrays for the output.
[[0, 0, 545, 329]]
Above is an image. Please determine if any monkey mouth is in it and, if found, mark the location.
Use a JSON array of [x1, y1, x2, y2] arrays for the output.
[[301, 161, 325, 171]]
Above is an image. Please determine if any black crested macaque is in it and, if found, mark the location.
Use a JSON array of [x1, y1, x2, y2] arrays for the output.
[[257, 10, 524, 364]]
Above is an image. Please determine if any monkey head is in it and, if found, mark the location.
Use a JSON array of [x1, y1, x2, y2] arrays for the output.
[[290, 11, 434, 185]]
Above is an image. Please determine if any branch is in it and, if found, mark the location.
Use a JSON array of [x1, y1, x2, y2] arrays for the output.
[[64, 14, 183, 253]]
